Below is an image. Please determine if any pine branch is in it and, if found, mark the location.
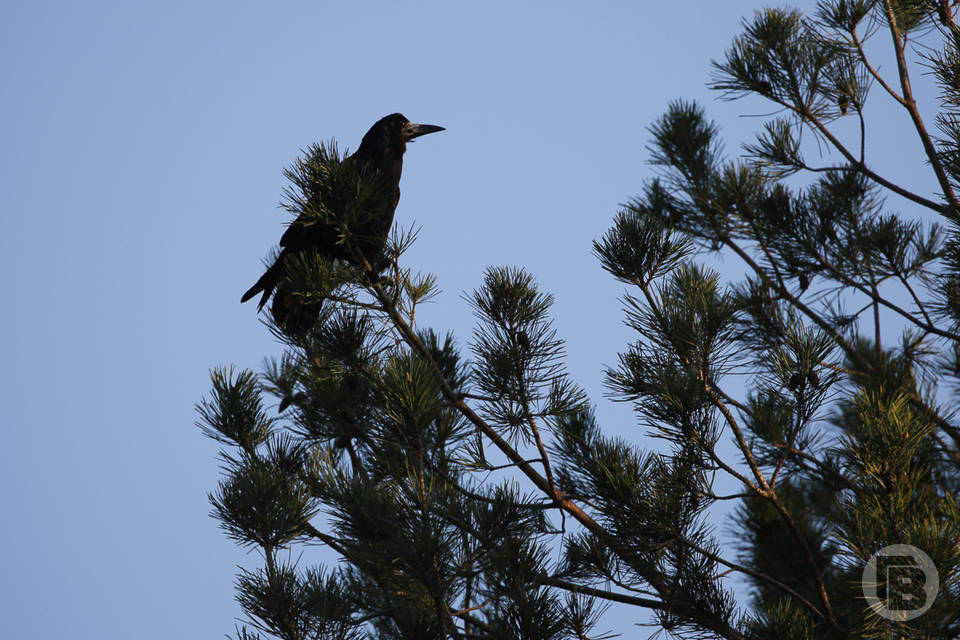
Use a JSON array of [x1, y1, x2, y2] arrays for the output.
[[806, 109, 947, 213], [675, 532, 828, 624], [718, 232, 872, 373], [768, 442, 853, 489], [754, 83, 948, 213], [344, 238, 748, 640], [803, 222, 960, 342], [705, 383, 771, 491], [769, 393, 805, 488], [881, 0, 960, 211], [521, 395, 559, 499], [895, 271, 934, 327], [536, 574, 666, 609]]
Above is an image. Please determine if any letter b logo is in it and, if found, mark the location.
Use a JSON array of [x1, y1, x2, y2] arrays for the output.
[[862, 544, 939, 621]]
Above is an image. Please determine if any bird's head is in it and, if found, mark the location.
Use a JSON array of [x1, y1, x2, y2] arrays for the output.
[[358, 113, 445, 159]]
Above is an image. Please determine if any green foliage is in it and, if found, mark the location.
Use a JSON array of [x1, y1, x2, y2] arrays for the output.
[[197, 367, 274, 452], [470, 267, 587, 441], [593, 208, 692, 286], [201, 2, 960, 638], [209, 436, 319, 550], [236, 565, 361, 640], [712, 8, 858, 123]]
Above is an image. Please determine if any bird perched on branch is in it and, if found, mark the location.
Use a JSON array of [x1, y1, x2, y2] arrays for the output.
[[241, 113, 444, 331]]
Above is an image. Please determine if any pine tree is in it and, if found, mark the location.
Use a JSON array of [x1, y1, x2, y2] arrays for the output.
[[199, 2, 960, 638]]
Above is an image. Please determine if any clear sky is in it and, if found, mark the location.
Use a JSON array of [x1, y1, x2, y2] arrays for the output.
[[1, 2, 940, 638]]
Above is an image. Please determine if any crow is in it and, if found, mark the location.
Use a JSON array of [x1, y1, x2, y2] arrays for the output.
[[241, 113, 444, 331]]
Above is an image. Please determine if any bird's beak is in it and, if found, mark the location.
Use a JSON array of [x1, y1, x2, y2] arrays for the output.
[[404, 123, 445, 141]]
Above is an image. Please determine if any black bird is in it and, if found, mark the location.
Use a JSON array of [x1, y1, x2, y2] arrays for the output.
[[241, 113, 444, 330]]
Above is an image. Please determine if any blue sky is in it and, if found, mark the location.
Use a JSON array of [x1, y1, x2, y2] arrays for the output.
[[1, 2, 941, 638]]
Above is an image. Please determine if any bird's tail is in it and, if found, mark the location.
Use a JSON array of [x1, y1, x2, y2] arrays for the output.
[[271, 286, 324, 334], [241, 258, 283, 310]]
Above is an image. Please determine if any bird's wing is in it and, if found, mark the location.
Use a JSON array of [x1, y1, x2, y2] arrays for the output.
[[279, 215, 345, 260], [279, 216, 314, 249]]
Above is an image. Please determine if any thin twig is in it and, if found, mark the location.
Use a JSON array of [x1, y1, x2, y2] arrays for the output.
[[676, 532, 828, 623], [850, 27, 907, 106], [896, 271, 934, 327], [538, 574, 667, 609], [706, 385, 771, 491]]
